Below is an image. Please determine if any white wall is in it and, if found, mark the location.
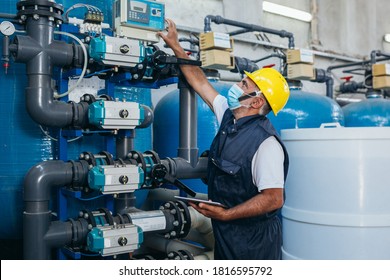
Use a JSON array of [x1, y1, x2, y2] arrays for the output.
[[152, 0, 390, 104]]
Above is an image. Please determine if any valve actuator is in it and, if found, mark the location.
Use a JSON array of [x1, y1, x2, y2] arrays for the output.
[[87, 224, 143, 256], [88, 100, 145, 129], [88, 165, 144, 194]]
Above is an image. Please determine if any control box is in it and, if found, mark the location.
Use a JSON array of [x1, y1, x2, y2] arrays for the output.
[[114, 0, 165, 42]]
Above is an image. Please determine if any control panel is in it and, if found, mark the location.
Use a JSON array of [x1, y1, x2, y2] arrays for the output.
[[114, 0, 165, 42]]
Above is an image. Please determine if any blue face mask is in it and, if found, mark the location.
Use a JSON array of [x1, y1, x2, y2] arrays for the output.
[[227, 84, 245, 110]]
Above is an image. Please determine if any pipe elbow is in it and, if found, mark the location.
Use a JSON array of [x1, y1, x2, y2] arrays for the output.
[[26, 96, 74, 127], [25, 87, 89, 128], [204, 15, 215, 32], [23, 161, 74, 202]]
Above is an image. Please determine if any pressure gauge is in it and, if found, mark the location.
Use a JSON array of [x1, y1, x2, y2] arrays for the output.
[[0, 21, 16, 36]]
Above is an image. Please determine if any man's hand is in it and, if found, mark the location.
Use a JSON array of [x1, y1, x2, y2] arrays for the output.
[[189, 201, 230, 221], [157, 19, 181, 52]]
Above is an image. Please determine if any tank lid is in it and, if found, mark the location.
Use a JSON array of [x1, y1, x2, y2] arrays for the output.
[[281, 123, 390, 141]]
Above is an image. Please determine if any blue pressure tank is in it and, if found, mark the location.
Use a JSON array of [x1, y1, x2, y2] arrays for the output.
[[0, 65, 54, 240], [0, 0, 153, 240], [268, 89, 345, 134], [0, 1, 55, 242], [342, 97, 390, 127], [153, 79, 232, 194]]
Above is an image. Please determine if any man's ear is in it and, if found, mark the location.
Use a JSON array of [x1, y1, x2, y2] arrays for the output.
[[251, 97, 264, 109]]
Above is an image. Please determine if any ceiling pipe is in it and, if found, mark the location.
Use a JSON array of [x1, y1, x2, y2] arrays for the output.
[[204, 15, 295, 49]]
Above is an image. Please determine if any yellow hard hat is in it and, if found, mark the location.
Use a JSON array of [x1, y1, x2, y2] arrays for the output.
[[244, 68, 290, 116]]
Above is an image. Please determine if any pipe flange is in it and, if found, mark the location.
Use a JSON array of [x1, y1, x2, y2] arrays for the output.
[[17, 0, 64, 23], [160, 201, 182, 239], [175, 200, 191, 238], [144, 150, 161, 165], [127, 150, 147, 182], [160, 200, 191, 239], [98, 151, 115, 166], [80, 94, 96, 105], [166, 250, 185, 260], [99, 208, 114, 226], [79, 152, 96, 167], [179, 250, 194, 260]]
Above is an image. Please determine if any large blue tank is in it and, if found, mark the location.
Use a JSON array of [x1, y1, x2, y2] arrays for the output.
[[154, 83, 345, 193], [0, 0, 153, 241], [342, 97, 390, 127], [268, 89, 345, 134], [0, 1, 54, 240], [153, 79, 232, 193]]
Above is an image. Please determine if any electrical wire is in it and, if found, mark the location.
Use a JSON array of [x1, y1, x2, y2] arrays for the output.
[[39, 125, 83, 143], [64, 4, 102, 22], [77, 194, 105, 201], [53, 30, 88, 99], [70, 68, 114, 79]]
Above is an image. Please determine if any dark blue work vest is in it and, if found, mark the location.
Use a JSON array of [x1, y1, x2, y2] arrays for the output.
[[207, 109, 289, 259]]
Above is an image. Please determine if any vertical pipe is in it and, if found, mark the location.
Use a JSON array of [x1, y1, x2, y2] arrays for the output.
[[116, 131, 135, 159], [23, 161, 73, 259], [115, 130, 137, 214], [178, 77, 198, 167]]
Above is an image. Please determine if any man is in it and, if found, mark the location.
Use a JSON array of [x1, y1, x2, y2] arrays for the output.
[[158, 19, 290, 260]]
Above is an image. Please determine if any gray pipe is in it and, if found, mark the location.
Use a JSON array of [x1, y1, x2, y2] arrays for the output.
[[11, 17, 88, 128], [23, 160, 89, 259], [162, 157, 208, 179], [204, 15, 295, 48], [178, 77, 199, 167], [313, 69, 334, 99], [370, 50, 390, 65]]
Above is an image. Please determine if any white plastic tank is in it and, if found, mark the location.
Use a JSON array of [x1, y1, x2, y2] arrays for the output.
[[281, 124, 390, 259]]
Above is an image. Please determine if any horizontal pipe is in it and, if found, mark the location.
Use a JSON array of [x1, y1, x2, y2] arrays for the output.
[[177, 24, 362, 63], [161, 157, 208, 179], [204, 15, 295, 48]]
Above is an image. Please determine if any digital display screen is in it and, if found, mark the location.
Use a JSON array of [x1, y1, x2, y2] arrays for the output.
[[132, 6, 144, 12]]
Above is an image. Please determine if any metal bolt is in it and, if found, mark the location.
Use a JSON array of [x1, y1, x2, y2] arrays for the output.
[[84, 154, 90, 160], [133, 153, 139, 159], [170, 231, 176, 237], [48, 16, 54, 22], [79, 211, 84, 217], [164, 233, 170, 239], [159, 206, 164, 210], [173, 221, 179, 226], [138, 64, 144, 70], [119, 109, 129, 119], [133, 74, 139, 79], [79, 153, 85, 159], [88, 165, 94, 170], [118, 236, 128, 246], [170, 209, 176, 215], [84, 213, 89, 219], [164, 203, 170, 208], [167, 252, 174, 258], [88, 224, 93, 230], [119, 175, 129, 185], [33, 14, 39, 20]]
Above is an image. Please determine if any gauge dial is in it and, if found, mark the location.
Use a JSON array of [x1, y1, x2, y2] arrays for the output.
[[0, 21, 16, 36]]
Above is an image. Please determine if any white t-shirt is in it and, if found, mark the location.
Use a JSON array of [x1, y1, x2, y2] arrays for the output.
[[212, 95, 285, 192]]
